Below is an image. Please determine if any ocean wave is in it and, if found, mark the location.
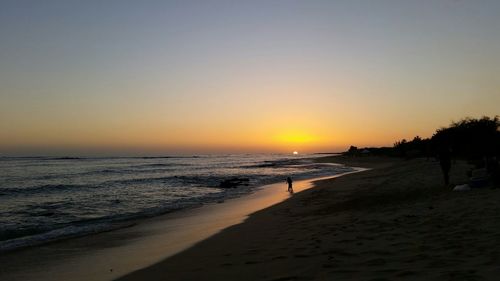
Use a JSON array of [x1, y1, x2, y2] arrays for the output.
[[243, 162, 278, 168], [0, 222, 124, 252], [134, 163, 192, 168], [0, 154, 355, 253], [45, 157, 84, 160], [107, 175, 239, 188], [140, 163, 173, 167], [0, 183, 94, 196], [31, 166, 179, 180], [0, 225, 52, 243], [241, 158, 314, 168], [0, 193, 229, 252]]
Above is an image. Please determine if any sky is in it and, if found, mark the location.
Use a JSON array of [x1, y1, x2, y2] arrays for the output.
[[1, 0, 499, 156]]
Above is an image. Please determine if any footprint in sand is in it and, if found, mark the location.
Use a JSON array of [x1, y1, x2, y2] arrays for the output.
[[363, 258, 386, 266], [245, 249, 260, 254], [396, 270, 417, 277], [269, 276, 298, 281], [271, 256, 287, 260], [294, 254, 311, 258]]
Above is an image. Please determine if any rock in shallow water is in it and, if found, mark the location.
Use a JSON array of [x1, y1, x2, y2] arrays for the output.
[[219, 178, 250, 188]]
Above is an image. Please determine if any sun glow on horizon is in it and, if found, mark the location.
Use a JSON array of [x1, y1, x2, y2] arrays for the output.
[[1, 1, 500, 156], [273, 131, 318, 145]]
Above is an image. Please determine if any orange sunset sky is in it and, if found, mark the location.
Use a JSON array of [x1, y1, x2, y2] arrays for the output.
[[1, 1, 499, 156]]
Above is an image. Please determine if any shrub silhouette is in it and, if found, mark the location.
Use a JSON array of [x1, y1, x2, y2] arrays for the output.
[[431, 116, 499, 160], [348, 116, 499, 161]]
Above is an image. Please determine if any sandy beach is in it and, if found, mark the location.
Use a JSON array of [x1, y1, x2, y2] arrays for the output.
[[119, 156, 500, 281], [3, 156, 500, 281]]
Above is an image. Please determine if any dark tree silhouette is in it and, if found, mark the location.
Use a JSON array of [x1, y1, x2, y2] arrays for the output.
[[347, 116, 499, 161], [431, 116, 499, 160]]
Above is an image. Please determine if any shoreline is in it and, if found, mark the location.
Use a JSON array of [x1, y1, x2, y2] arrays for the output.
[[0, 162, 358, 281], [117, 156, 500, 281], [0, 154, 346, 253]]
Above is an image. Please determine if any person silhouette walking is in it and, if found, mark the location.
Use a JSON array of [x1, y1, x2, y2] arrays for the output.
[[286, 177, 293, 192], [438, 146, 451, 186]]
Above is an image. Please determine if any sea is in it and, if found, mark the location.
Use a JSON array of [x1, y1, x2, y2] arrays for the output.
[[0, 154, 352, 252]]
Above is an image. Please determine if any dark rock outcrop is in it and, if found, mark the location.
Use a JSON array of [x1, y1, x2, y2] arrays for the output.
[[219, 178, 250, 188]]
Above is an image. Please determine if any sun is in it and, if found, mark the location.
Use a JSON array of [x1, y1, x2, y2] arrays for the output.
[[293, 151, 299, 155]]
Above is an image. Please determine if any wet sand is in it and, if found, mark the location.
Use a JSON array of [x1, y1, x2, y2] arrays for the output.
[[119, 156, 500, 280], [0, 168, 356, 281]]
